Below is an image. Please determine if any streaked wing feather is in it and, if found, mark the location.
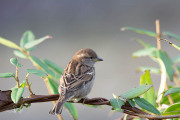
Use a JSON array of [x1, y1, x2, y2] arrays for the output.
[[60, 63, 94, 93]]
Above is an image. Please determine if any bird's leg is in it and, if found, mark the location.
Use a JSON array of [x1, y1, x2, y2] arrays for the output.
[[81, 97, 88, 104]]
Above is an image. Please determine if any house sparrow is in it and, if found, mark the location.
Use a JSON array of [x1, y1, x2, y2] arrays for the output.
[[49, 48, 103, 115]]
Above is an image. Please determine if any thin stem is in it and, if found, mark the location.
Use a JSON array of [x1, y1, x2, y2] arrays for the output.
[[165, 82, 174, 105], [16, 66, 20, 88], [155, 19, 161, 50], [155, 20, 174, 105], [173, 73, 180, 87], [25, 74, 34, 96]]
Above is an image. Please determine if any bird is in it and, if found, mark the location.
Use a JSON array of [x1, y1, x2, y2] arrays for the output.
[[49, 48, 103, 115]]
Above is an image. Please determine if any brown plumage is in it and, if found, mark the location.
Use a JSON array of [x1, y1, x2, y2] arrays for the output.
[[49, 48, 103, 115]]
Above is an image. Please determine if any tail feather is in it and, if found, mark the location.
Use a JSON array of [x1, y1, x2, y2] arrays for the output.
[[49, 96, 66, 115]]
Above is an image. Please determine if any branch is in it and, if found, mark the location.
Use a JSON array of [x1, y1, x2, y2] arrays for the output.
[[0, 90, 110, 112], [0, 90, 179, 119], [123, 110, 180, 119]]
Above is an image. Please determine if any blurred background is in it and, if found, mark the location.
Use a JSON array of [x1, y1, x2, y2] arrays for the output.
[[0, 0, 180, 120]]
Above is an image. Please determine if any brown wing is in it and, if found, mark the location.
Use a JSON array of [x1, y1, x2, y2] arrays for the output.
[[59, 60, 95, 95]]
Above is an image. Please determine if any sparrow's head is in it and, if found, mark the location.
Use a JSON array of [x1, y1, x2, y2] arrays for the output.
[[73, 48, 103, 67]]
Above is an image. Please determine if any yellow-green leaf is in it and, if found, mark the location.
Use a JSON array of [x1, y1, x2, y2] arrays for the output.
[[163, 102, 180, 115], [137, 66, 160, 74], [140, 70, 156, 106], [161, 92, 180, 104], [0, 37, 21, 50]]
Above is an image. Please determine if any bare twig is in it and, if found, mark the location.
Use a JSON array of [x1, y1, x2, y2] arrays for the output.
[[155, 19, 161, 50], [16, 66, 20, 88], [155, 20, 174, 106], [25, 74, 35, 97]]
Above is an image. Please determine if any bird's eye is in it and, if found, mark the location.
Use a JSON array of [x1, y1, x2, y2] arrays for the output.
[[90, 57, 93, 59]]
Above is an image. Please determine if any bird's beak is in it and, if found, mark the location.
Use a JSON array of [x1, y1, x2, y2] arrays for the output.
[[95, 57, 103, 62]]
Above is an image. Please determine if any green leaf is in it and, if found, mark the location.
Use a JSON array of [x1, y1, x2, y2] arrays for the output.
[[0, 37, 21, 50], [163, 111, 180, 115], [120, 84, 152, 99], [137, 39, 155, 48], [20, 31, 35, 48], [163, 102, 180, 115], [134, 97, 161, 115], [110, 98, 125, 112], [44, 59, 64, 75], [65, 102, 78, 120], [161, 92, 180, 104], [30, 56, 56, 78], [85, 104, 101, 108], [47, 78, 78, 120], [10, 58, 23, 67], [137, 66, 161, 74], [46, 78, 59, 94], [156, 50, 174, 81], [24, 36, 52, 49], [16, 104, 23, 112], [163, 32, 180, 41], [127, 99, 135, 107], [14, 50, 27, 59], [163, 87, 180, 97], [27, 69, 47, 77], [121, 27, 156, 37], [140, 71, 156, 106], [132, 48, 157, 58], [172, 55, 180, 63], [0, 73, 15, 78], [11, 87, 24, 103]]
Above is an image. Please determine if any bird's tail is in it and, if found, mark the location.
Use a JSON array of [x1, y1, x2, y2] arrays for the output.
[[49, 96, 66, 115]]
